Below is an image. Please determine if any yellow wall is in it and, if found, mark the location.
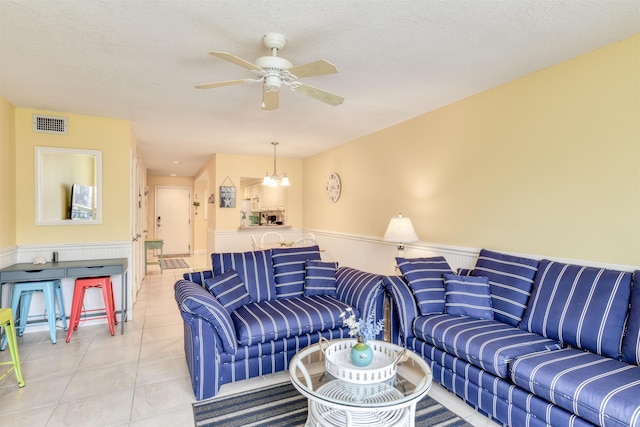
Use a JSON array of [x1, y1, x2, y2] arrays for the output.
[[15, 108, 131, 244], [0, 98, 16, 248], [304, 34, 640, 266]]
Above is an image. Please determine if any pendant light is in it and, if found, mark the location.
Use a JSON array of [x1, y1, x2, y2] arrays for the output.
[[263, 142, 290, 187]]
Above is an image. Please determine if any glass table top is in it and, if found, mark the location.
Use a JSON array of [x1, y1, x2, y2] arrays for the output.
[[289, 339, 432, 410]]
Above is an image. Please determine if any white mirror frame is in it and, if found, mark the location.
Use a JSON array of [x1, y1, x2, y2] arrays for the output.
[[35, 146, 103, 225]]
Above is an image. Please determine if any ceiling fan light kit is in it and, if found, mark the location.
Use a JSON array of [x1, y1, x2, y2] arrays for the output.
[[196, 32, 344, 110]]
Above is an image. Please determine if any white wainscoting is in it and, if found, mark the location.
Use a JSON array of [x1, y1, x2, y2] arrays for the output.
[[215, 229, 637, 276], [1, 241, 133, 334], [0, 246, 18, 270]]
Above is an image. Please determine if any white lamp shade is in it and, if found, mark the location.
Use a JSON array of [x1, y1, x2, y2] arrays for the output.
[[383, 214, 419, 244]]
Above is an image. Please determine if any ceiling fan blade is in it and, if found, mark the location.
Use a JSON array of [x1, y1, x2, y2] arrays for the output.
[[288, 60, 339, 79], [261, 90, 279, 110], [195, 79, 248, 89], [209, 51, 262, 71], [292, 83, 344, 106]]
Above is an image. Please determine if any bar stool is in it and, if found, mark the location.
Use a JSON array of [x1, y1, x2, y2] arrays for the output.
[[0, 308, 25, 387], [66, 276, 117, 343], [0, 279, 68, 350]]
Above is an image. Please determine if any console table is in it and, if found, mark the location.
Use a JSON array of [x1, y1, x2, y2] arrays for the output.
[[0, 258, 128, 335], [144, 239, 163, 274]]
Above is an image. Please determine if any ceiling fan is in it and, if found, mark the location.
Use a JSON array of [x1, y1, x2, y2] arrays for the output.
[[196, 32, 344, 110]]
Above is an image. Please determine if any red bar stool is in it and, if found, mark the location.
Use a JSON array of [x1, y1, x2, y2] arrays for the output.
[[66, 276, 117, 343]]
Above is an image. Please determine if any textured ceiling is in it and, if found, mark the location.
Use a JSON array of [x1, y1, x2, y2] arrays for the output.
[[1, 1, 638, 176]]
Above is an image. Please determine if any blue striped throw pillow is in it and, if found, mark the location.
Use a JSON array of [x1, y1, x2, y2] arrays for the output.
[[271, 246, 321, 298], [304, 260, 338, 297], [621, 270, 640, 364], [444, 273, 493, 320], [204, 269, 253, 313], [471, 249, 539, 326], [183, 270, 213, 286], [396, 256, 453, 315], [212, 250, 276, 303], [520, 259, 632, 359]]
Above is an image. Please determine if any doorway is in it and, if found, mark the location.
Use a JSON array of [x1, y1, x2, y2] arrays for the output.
[[155, 187, 191, 255]]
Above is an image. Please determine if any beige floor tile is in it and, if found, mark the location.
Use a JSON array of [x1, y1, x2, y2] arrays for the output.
[[130, 376, 194, 421], [0, 404, 56, 427], [135, 355, 189, 386], [47, 388, 134, 427], [0, 374, 72, 416], [20, 353, 84, 382], [23, 336, 91, 362], [128, 407, 194, 427], [139, 336, 183, 362], [60, 362, 137, 402]]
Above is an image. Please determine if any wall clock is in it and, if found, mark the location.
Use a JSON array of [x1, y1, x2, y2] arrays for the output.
[[326, 172, 341, 203]]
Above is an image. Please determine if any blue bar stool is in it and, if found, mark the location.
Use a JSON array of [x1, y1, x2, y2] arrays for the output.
[[0, 279, 68, 350]]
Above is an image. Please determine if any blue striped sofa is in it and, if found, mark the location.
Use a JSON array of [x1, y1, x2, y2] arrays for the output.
[[385, 248, 640, 427], [174, 246, 385, 400]]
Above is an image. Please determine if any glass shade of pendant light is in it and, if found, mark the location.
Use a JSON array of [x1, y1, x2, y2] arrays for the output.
[[263, 142, 290, 187]]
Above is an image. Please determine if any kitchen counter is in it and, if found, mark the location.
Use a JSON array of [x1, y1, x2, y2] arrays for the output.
[[238, 225, 291, 230]]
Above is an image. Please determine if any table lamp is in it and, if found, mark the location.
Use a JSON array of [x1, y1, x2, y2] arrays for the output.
[[383, 213, 419, 258]]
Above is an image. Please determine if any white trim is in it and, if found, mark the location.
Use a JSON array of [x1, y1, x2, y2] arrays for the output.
[[16, 241, 130, 263], [0, 246, 18, 269], [303, 229, 638, 273], [207, 227, 638, 275]]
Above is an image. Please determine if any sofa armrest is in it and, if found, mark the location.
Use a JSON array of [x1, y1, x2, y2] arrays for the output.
[[174, 279, 238, 353], [383, 275, 418, 342], [335, 267, 385, 335]]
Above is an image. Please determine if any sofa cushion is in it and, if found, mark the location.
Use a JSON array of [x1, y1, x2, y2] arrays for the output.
[[183, 270, 213, 286], [304, 260, 338, 297], [204, 269, 253, 313], [520, 259, 632, 359], [212, 250, 276, 303], [510, 347, 640, 427], [456, 268, 473, 276], [471, 249, 539, 326], [271, 245, 321, 298], [622, 270, 640, 365], [443, 273, 493, 320], [471, 249, 540, 326], [413, 313, 561, 378], [232, 295, 356, 347], [396, 256, 453, 315]]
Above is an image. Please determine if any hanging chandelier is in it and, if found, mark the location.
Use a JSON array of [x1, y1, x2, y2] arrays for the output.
[[263, 141, 290, 187]]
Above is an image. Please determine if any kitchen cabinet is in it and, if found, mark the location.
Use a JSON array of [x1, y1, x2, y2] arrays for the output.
[[246, 183, 287, 212]]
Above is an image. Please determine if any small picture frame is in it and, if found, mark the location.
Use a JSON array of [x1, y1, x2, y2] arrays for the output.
[[219, 185, 236, 208]]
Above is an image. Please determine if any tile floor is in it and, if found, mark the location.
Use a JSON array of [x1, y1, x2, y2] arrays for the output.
[[0, 255, 499, 426]]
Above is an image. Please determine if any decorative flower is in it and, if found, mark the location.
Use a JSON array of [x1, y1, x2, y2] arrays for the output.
[[339, 307, 384, 343]]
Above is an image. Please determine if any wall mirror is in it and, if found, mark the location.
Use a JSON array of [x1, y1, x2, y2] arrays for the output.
[[35, 146, 102, 225]]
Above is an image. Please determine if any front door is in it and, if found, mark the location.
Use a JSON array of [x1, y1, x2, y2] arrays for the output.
[[155, 187, 191, 255]]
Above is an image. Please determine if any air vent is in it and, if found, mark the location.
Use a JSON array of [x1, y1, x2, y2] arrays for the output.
[[33, 114, 67, 134]]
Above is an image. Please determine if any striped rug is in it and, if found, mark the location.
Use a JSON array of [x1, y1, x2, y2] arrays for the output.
[[161, 258, 189, 269], [193, 382, 472, 427]]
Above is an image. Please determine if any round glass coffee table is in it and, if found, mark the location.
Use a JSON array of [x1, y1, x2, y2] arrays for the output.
[[289, 339, 432, 427]]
